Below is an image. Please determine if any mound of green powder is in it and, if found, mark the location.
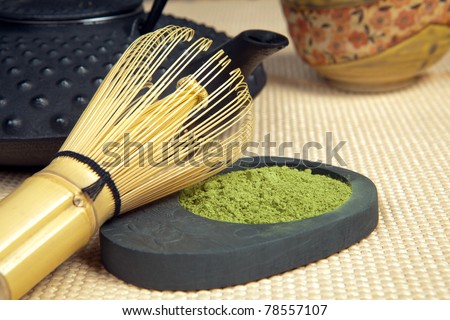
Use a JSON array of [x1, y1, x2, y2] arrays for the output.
[[179, 166, 352, 224]]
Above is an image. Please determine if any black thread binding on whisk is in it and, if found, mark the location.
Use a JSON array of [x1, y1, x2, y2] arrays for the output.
[[54, 151, 121, 216]]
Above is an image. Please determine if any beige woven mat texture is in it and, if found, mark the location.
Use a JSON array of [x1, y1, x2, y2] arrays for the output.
[[0, 0, 448, 299]]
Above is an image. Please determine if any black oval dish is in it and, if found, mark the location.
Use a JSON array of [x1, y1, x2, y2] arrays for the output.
[[100, 157, 378, 291]]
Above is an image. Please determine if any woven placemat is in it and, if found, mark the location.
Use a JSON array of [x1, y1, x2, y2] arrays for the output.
[[0, 0, 448, 299]]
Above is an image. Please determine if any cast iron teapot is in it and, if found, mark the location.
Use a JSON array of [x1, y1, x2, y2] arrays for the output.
[[0, 0, 269, 166]]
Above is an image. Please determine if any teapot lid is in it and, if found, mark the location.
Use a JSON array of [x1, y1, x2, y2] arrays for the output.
[[0, 0, 143, 22]]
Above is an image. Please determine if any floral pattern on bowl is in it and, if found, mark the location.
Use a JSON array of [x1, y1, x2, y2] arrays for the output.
[[282, 0, 450, 65]]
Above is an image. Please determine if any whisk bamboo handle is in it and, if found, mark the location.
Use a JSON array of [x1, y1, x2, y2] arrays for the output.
[[0, 157, 115, 299], [0, 174, 94, 299]]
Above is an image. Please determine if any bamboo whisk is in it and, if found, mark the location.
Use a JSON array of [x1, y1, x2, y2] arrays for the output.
[[0, 25, 254, 299]]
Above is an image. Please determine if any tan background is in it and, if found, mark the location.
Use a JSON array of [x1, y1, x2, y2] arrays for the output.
[[0, 0, 448, 299]]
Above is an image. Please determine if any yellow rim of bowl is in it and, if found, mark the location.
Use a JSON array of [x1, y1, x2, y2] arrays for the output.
[[314, 24, 450, 87]]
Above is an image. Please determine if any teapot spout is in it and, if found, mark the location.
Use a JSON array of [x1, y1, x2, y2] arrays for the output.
[[217, 30, 289, 78]]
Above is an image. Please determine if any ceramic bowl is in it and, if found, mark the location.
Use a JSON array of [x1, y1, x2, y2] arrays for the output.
[[281, 0, 450, 91]]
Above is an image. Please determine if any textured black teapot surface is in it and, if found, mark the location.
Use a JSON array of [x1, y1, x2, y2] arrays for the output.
[[0, 0, 268, 166]]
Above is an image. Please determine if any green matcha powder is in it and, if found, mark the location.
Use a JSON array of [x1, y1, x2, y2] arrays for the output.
[[179, 166, 352, 224]]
